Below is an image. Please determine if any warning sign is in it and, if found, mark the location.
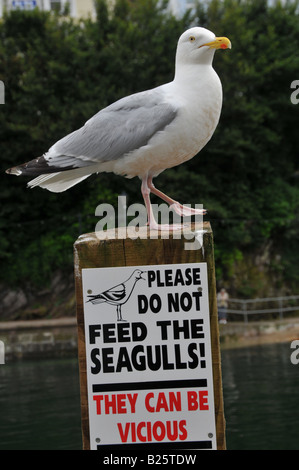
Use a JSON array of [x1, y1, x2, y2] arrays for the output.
[[82, 262, 216, 450]]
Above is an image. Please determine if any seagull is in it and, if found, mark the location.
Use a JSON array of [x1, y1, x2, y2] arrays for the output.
[[6, 27, 231, 230], [86, 269, 145, 321]]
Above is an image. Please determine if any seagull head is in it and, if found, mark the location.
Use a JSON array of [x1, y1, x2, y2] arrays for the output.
[[175, 27, 231, 68], [132, 269, 146, 281]]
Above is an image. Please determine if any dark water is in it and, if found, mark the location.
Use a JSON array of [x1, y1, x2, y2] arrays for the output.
[[0, 342, 298, 450], [0, 358, 82, 450], [222, 342, 299, 450]]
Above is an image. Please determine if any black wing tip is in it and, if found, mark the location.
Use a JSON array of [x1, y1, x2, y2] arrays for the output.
[[6, 155, 79, 177], [6, 166, 23, 176], [6, 157, 48, 177]]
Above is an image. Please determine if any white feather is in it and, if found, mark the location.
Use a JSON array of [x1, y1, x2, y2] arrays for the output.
[[28, 169, 92, 193]]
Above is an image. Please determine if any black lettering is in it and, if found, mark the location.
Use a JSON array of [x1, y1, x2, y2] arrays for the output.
[[185, 268, 192, 285], [173, 320, 190, 339], [150, 294, 162, 313], [147, 270, 155, 288], [156, 271, 164, 287], [156, 320, 171, 340], [102, 347, 114, 373], [102, 323, 116, 343], [174, 344, 187, 369], [168, 293, 179, 312], [90, 348, 101, 374], [132, 322, 147, 341], [161, 344, 175, 369], [188, 343, 199, 369], [89, 325, 101, 344], [180, 292, 192, 311], [192, 291, 202, 310], [193, 268, 201, 285], [147, 345, 162, 371], [174, 269, 184, 286], [138, 294, 148, 314], [116, 347, 133, 372], [117, 323, 130, 342], [191, 319, 204, 338], [131, 345, 146, 371], [165, 269, 172, 286]]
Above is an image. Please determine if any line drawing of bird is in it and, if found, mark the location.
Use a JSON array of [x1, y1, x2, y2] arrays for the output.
[[6, 27, 231, 230], [86, 269, 145, 321]]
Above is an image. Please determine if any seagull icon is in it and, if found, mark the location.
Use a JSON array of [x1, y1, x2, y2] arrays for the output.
[[86, 269, 145, 321]]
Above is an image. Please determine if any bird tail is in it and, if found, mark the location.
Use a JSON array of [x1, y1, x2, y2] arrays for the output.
[[87, 295, 106, 305], [27, 168, 91, 193]]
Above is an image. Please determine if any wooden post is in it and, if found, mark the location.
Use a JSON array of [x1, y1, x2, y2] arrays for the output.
[[74, 222, 226, 450]]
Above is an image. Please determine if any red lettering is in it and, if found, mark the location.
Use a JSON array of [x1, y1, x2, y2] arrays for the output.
[[131, 421, 136, 442], [104, 394, 116, 414], [156, 393, 169, 412], [152, 421, 166, 441], [187, 390, 209, 411], [137, 422, 147, 442], [93, 393, 138, 414], [179, 419, 187, 440], [166, 420, 178, 441], [187, 391, 198, 411], [147, 421, 152, 441], [117, 394, 126, 414], [117, 420, 188, 443], [145, 392, 155, 412], [93, 395, 104, 414], [169, 391, 182, 411], [144, 391, 182, 412], [199, 391, 209, 410], [127, 393, 138, 413], [117, 422, 130, 442]]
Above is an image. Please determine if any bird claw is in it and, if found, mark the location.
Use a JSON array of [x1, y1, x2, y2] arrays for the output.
[[171, 202, 207, 217]]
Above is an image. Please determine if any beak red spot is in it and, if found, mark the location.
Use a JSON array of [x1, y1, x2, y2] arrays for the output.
[[221, 43, 227, 49]]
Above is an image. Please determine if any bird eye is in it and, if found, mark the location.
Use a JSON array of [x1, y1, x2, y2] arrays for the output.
[[189, 36, 196, 42]]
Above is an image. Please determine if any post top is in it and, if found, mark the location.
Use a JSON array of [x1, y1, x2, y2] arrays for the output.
[[74, 221, 212, 247]]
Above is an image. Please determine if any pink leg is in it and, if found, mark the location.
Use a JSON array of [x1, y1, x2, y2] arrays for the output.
[[147, 176, 206, 216], [141, 176, 184, 231]]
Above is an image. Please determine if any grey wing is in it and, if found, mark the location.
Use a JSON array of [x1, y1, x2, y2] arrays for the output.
[[6, 88, 178, 177], [16, 89, 178, 176]]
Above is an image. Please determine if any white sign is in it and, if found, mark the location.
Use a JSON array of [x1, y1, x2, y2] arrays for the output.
[[82, 262, 216, 450]]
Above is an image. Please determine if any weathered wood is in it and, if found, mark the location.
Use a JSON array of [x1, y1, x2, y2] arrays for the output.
[[74, 222, 226, 450]]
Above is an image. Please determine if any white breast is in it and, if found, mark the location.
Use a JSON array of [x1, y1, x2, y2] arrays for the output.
[[102, 68, 223, 179]]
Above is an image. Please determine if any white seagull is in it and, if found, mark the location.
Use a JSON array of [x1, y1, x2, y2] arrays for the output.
[[86, 269, 145, 321], [6, 27, 231, 230]]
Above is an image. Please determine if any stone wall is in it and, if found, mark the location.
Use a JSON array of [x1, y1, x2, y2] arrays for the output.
[[0, 318, 78, 361]]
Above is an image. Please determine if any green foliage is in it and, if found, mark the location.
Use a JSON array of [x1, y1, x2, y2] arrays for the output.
[[0, 0, 298, 291]]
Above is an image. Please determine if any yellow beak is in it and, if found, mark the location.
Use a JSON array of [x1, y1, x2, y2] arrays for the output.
[[202, 37, 232, 50]]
